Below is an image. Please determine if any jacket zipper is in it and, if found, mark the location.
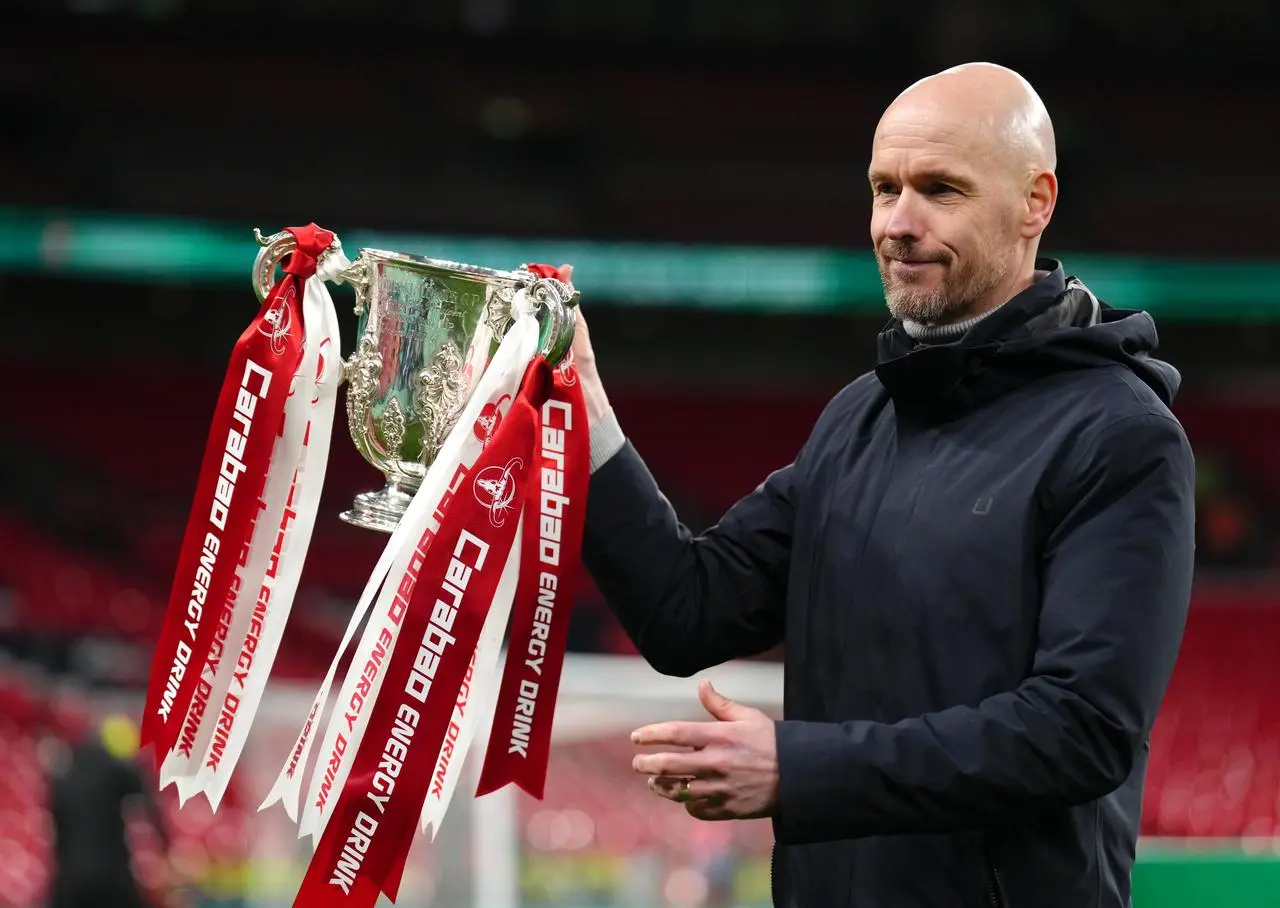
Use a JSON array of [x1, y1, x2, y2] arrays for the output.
[[985, 858, 1007, 908], [770, 845, 777, 906]]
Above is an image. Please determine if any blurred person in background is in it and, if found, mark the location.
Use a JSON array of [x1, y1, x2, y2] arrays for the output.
[[572, 62, 1195, 907], [45, 710, 179, 908]]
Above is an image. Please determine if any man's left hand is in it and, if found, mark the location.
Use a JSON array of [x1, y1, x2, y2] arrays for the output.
[[631, 679, 779, 821]]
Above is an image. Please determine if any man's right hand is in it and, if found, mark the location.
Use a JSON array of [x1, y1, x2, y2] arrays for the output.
[[557, 263, 612, 428]]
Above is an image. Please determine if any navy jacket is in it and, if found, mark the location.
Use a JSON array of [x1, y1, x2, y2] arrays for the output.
[[582, 261, 1196, 907]]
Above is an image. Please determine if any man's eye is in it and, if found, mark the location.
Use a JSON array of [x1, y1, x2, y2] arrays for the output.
[[873, 183, 899, 196], [927, 183, 957, 195]]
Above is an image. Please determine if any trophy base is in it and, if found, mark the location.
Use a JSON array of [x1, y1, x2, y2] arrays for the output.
[[339, 481, 417, 534]]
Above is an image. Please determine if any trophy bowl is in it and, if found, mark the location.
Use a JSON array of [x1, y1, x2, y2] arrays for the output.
[[252, 230, 578, 533]]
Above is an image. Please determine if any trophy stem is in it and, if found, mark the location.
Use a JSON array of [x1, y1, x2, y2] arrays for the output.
[[339, 480, 418, 534]]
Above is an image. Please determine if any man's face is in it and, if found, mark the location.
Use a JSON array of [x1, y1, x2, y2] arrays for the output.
[[869, 106, 1024, 324]]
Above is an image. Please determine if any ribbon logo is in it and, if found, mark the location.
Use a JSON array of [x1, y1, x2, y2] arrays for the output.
[[473, 457, 523, 527], [259, 286, 296, 356], [473, 394, 512, 446]]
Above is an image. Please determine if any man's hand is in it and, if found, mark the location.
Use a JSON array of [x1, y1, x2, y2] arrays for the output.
[[631, 679, 779, 821], [556, 263, 612, 427]]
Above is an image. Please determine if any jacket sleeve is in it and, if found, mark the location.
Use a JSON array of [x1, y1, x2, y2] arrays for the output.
[[581, 437, 795, 678], [772, 412, 1196, 843]]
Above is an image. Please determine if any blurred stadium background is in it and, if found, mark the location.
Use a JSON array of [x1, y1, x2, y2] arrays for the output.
[[1, 1, 1277, 906]]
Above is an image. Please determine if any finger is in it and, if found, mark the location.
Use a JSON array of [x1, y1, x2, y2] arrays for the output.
[[572, 308, 591, 348], [699, 679, 757, 722], [648, 775, 726, 806], [557, 263, 574, 283], [631, 721, 714, 748], [633, 750, 719, 777], [699, 679, 737, 721], [685, 799, 736, 822]]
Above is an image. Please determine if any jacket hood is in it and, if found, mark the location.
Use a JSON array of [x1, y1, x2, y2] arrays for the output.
[[874, 260, 1181, 421]]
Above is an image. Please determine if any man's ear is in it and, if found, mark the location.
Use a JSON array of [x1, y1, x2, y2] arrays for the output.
[[1022, 170, 1058, 239]]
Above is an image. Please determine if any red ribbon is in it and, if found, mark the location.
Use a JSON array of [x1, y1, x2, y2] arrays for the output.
[[524, 263, 571, 282], [141, 224, 332, 763], [295, 358, 555, 908], [476, 361, 589, 798]]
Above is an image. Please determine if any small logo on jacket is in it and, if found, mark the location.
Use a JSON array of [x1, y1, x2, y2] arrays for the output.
[[972, 496, 993, 516]]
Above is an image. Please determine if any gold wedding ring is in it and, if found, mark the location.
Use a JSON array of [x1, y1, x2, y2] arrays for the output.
[[678, 779, 692, 803]]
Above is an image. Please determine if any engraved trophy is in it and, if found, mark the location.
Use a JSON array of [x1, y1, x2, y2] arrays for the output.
[[252, 231, 578, 533]]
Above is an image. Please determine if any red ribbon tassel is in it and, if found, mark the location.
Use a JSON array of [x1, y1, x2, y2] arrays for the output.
[[141, 224, 332, 763], [476, 360, 589, 799]]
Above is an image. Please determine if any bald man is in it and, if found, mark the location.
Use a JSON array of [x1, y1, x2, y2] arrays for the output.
[[571, 63, 1195, 907]]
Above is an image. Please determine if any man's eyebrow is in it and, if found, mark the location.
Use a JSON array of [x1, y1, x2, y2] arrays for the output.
[[867, 168, 976, 189], [919, 169, 975, 189]]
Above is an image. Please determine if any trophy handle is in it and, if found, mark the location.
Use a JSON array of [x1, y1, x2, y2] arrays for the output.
[[522, 272, 580, 366], [252, 228, 373, 386], [252, 228, 296, 303], [253, 227, 368, 310]]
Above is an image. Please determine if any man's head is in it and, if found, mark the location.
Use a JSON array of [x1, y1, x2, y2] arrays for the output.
[[869, 63, 1058, 325]]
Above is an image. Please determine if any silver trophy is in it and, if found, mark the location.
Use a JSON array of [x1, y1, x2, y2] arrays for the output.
[[252, 230, 578, 533]]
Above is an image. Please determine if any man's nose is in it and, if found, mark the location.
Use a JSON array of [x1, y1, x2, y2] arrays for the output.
[[884, 190, 924, 242]]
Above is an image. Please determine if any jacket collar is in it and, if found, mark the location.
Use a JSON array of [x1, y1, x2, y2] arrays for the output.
[[873, 259, 1097, 421]]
